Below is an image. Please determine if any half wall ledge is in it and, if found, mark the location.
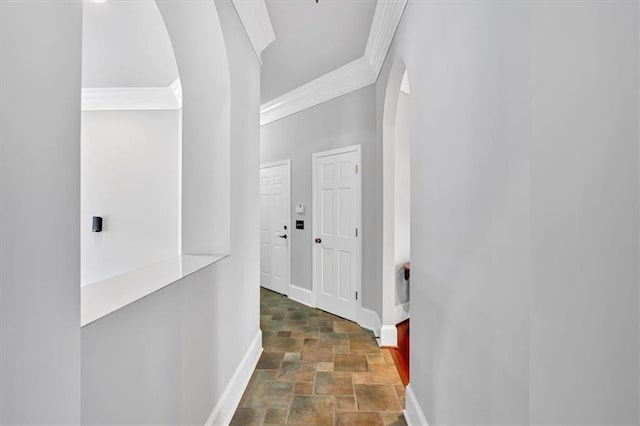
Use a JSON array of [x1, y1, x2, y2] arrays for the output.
[[81, 254, 228, 326]]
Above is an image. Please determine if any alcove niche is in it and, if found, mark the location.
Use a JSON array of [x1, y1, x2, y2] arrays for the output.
[[80, 0, 230, 326]]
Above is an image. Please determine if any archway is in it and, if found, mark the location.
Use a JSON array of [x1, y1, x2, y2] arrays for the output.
[[381, 60, 412, 349]]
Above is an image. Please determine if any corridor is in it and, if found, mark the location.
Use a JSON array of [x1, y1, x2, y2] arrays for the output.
[[231, 288, 407, 425]]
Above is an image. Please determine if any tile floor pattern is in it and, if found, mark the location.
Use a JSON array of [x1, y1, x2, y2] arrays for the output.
[[231, 288, 407, 426]]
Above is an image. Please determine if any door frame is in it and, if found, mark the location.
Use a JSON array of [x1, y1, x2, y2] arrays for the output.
[[260, 159, 291, 296], [311, 145, 362, 321]]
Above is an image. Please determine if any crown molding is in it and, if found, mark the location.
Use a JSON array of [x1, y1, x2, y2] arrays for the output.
[[260, 0, 407, 126], [364, 0, 407, 75], [81, 79, 182, 111], [231, 0, 276, 64], [261, 57, 376, 126]]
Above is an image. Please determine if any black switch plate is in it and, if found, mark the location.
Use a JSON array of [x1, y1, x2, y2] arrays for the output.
[[92, 216, 103, 233], [296, 220, 304, 230]]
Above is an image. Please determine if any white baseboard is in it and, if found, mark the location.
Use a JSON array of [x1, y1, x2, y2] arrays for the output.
[[287, 283, 315, 307], [358, 306, 382, 338], [404, 384, 429, 426], [380, 324, 398, 347], [205, 330, 262, 426]]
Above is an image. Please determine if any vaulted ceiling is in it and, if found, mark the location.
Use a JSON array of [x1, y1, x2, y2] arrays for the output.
[[260, 0, 377, 104]]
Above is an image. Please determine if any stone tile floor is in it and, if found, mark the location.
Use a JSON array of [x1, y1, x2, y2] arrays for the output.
[[231, 288, 407, 426]]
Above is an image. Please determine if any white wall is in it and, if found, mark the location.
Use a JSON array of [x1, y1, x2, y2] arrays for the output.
[[81, 110, 180, 285], [376, 1, 639, 424], [82, 0, 178, 88], [394, 91, 410, 306], [0, 1, 82, 423], [81, 0, 261, 423], [529, 2, 638, 423], [386, 3, 531, 423], [260, 86, 380, 311]]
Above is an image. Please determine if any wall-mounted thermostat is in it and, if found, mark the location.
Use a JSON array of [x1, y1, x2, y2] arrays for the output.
[[296, 204, 305, 214]]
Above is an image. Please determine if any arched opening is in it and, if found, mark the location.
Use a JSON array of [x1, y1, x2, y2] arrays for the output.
[[81, 0, 182, 285], [79, 0, 232, 325], [381, 60, 412, 365]]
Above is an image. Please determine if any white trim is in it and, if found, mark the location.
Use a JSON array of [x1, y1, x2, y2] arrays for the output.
[[205, 330, 263, 426], [169, 78, 183, 108], [364, 0, 408, 76], [379, 325, 398, 347], [358, 307, 382, 338], [400, 70, 411, 95], [287, 283, 316, 308], [231, 0, 275, 64], [259, 0, 407, 125], [260, 159, 291, 297], [81, 81, 183, 111], [312, 144, 362, 323], [404, 384, 430, 426], [260, 57, 376, 126], [81, 86, 181, 112]]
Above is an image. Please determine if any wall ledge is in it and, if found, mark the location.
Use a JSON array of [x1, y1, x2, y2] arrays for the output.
[[81, 254, 228, 326]]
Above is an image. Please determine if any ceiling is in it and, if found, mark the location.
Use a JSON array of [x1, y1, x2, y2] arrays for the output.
[[260, 0, 377, 104], [82, 1, 178, 88]]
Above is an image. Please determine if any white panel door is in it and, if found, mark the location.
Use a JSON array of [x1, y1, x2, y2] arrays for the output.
[[260, 161, 290, 295], [313, 146, 361, 321]]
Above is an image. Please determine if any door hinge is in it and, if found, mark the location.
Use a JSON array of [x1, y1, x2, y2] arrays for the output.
[[355, 164, 358, 174], [355, 228, 358, 237], [355, 291, 358, 301]]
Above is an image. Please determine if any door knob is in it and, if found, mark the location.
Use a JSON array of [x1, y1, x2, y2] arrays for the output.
[[278, 234, 288, 239], [315, 238, 322, 244]]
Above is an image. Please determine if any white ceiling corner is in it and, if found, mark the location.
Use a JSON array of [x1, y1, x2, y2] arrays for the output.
[[231, 0, 276, 64], [260, 0, 407, 126]]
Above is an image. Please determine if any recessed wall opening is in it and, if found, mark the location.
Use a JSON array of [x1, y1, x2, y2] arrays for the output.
[[81, 0, 182, 287], [80, 0, 232, 326]]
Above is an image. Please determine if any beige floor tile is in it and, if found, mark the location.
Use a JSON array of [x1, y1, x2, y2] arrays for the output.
[[293, 382, 313, 395], [265, 408, 289, 424], [355, 384, 403, 412], [256, 352, 284, 370], [316, 362, 334, 372], [243, 381, 294, 408], [230, 407, 265, 425], [232, 288, 408, 425], [277, 361, 315, 382], [336, 411, 384, 426], [314, 371, 354, 396], [380, 412, 409, 426], [288, 395, 334, 425], [335, 396, 356, 411], [334, 353, 368, 372]]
